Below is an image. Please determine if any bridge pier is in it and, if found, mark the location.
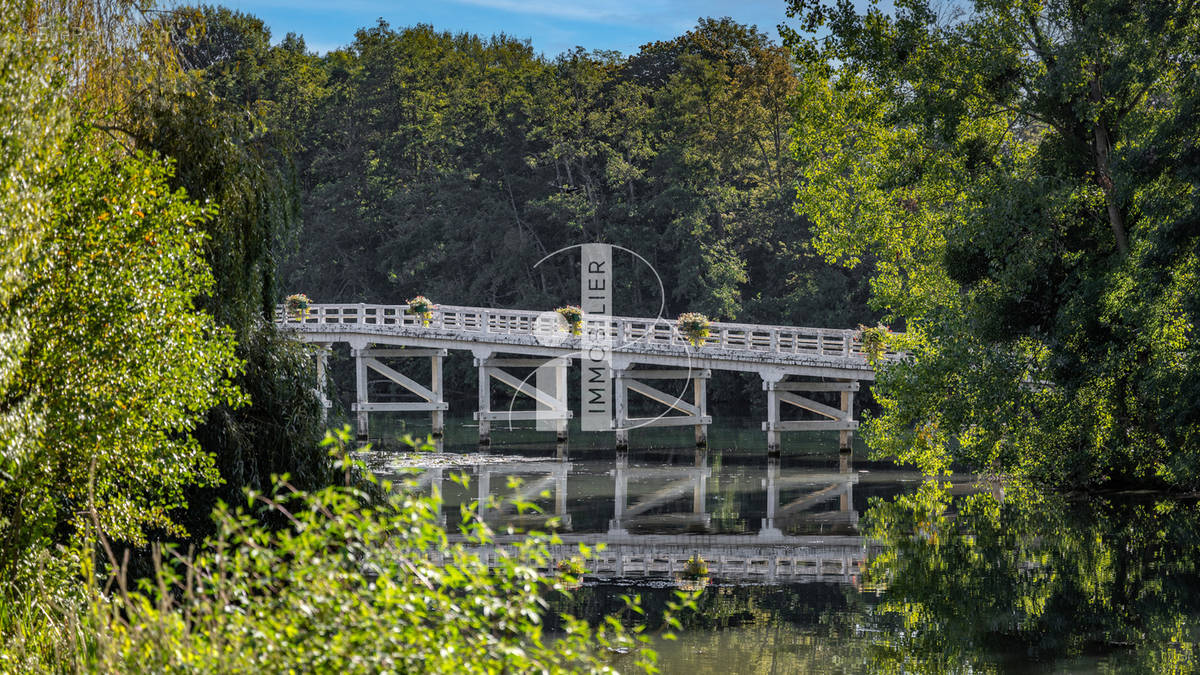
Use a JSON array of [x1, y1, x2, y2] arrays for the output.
[[613, 367, 711, 450], [350, 345, 448, 444], [312, 343, 331, 422], [763, 377, 859, 453], [474, 354, 572, 446]]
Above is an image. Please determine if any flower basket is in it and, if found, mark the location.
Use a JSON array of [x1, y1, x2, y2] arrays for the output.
[[677, 312, 711, 347], [676, 554, 710, 589], [555, 305, 584, 335], [407, 295, 435, 326], [857, 324, 891, 363], [556, 557, 587, 576], [556, 557, 587, 589], [284, 293, 310, 320], [680, 554, 709, 580]]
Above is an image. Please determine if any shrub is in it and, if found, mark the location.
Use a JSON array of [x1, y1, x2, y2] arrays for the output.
[[1, 430, 685, 673], [681, 555, 709, 579], [857, 323, 891, 363]]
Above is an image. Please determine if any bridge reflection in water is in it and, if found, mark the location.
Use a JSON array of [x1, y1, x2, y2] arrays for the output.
[[380, 448, 960, 586]]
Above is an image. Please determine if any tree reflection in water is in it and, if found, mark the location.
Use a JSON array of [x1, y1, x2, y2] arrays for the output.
[[559, 481, 1200, 673], [385, 448, 1200, 671], [862, 480, 1200, 672]]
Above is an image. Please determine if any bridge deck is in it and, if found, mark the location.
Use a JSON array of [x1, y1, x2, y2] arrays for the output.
[[279, 303, 897, 379]]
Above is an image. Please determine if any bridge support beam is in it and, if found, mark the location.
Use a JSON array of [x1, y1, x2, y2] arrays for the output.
[[351, 346, 449, 444], [613, 367, 711, 450], [313, 343, 331, 422], [474, 355, 572, 446], [839, 387, 855, 452], [763, 377, 860, 453]]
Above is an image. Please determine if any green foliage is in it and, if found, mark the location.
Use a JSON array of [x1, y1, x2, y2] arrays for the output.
[[4, 432, 668, 673], [0, 0, 68, 563], [255, 16, 873, 334], [863, 480, 1200, 671], [2, 135, 242, 563], [786, 0, 1200, 487], [133, 6, 333, 528]]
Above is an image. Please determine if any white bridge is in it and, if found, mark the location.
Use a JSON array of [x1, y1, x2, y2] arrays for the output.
[[279, 303, 900, 451]]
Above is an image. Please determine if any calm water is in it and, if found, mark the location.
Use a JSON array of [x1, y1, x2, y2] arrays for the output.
[[366, 420, 1200, 673]]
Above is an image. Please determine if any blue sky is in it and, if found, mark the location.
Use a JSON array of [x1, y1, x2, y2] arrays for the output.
[[214, 0, 804, 57]]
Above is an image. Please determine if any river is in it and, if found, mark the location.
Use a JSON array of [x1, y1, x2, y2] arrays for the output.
[[365, 419, 1200, 673]]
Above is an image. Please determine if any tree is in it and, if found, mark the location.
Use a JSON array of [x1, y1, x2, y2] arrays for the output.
[[140, 6, 333, 535], [785, 0, 1200, 486]]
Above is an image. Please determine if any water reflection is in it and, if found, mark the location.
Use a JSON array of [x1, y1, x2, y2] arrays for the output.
[[375, 446, 1200, 670], [378, 446, 909, 585]]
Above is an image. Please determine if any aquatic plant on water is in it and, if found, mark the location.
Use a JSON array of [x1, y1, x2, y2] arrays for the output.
[[407, 295, 435, 326], [555, 305, 584, 335], [677, 312, 711, 347], [285, 293, 310, 319]]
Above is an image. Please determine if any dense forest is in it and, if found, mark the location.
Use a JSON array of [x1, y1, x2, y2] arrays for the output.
[[784, 0, 1200, 489], [174, 9, 872, 324], [172, 8, 880, 414]]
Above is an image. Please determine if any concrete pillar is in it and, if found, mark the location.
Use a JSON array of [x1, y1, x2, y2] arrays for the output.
[[556, 361, 569, 442], [694, 375, 708, 447], [609, 451, 628, 534], [614, 369, 629, 450], [693, 448, 707, 514], [764, 378, 781, 454], [476, 469, 491, 515], [839, 384, 855, 452], [354, 346, 369, 442], [431, 354, 444, 438], [315, 343, 330, 423], [476, 357, 491, 446], [761, 455, 781, 538]]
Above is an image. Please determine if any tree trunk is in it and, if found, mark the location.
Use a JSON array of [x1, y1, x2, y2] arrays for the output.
[[1091, 75, 1129, 255]]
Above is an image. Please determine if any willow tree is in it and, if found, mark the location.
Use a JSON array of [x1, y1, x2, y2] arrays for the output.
[[0, 0, 242, 580], [786, 0, 1200, 486]]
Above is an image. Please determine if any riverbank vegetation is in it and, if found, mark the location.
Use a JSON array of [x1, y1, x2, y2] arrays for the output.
[[786, 0, 1200, 489], [0, 1, 662, 670]]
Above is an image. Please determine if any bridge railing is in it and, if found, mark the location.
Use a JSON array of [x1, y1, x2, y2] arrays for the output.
[[278, 303, 902, 362]]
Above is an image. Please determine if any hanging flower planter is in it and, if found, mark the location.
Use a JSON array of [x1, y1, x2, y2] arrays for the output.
[[555, 305, 584, 335], [556, 556, 586, 590], [284, 293, 310, 320], [677, 312, 711, 347], [857, 323, 891, 363], [407, 295, 436, 326]]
